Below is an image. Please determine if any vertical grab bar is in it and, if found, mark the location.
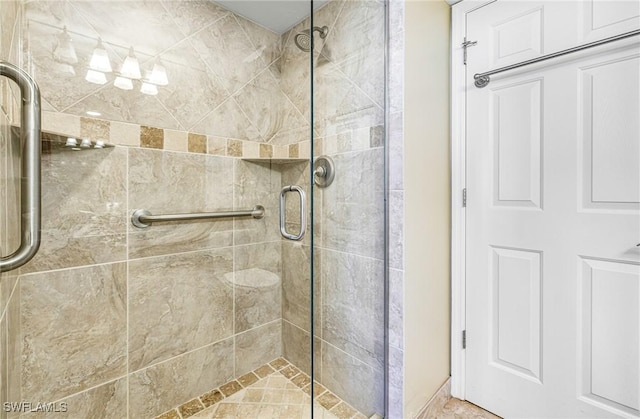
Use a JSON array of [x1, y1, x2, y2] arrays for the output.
[[279, 185, 306, 241], [0, 61, 42, 272]]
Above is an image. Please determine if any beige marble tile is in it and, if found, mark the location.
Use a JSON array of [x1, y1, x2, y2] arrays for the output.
[[128, 149, 233, 259], [188, 133, 207, 154], [69, 0, 186, 61], [424, 398, 501, 419], [282, 320, 320, 380], [321, 249, 384, 370], [235, 321, 282, 376], [234, 14, 282, 67], [80, 117, 110, 141], [242, 140, 260, 158], [207, 136, 226, 156], [178, 398, 205, 418], [128, 249, 233, 371], [233, 68, 283, 142], [22, 377, 127, 419], [233, 267, 281, 333], [322, 149, 385, 259], [190, 14, 269, 95], [227, 139, 242, 157], [42, 112, 81, 137], [20, 147, 127, 273], [156, 39, 229, 131], [141, 126, 164, 149], [164, 129, 188, 152], [161, 0, 230, 38], [416, 379, 451, 419], [281, 243, 321, 332], [321, 342, 384, 417], [260, 143, 273, 158], [233, 160, 281, 245], [129, 338, 234, 418], [64, 85, 183, 132], [192, 98, 261, 141], [110, 120, 141, 147], [19, 263, 127, 402]]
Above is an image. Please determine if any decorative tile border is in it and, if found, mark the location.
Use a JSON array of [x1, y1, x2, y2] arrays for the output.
[[42, 111, 383, 160], [155, 357, 366, 419]]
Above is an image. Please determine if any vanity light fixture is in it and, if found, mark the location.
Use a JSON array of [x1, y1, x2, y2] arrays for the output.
[[120, 47, 142, 79], [88, 38, 112, 73], [53, 26, 78, 64], [148, 60, 168, 86], [85, 69, 107, 84], [140, 81, 158, 95], [114, 76, 134, 90]]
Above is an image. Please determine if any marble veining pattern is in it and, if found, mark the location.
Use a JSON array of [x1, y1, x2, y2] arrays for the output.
[[19, 263, 127, 402], [128, 249, 234, 371]]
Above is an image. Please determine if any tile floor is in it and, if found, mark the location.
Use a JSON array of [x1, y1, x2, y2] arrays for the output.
[[155, 358, 367, 419], [430, 398, 501, 419]]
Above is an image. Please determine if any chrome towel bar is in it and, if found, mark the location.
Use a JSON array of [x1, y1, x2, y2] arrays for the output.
[[0, 61, 42, 272], [131, 205, 265, 228], [474, 29, 640, 88]]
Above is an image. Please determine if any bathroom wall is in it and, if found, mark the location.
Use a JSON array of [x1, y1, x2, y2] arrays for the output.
[[2, 0, 390, 417], [0, 2, 22, 418], [1, 1, 299, 418], [403, 1, 452, 417], [279, 0, 387, 416]]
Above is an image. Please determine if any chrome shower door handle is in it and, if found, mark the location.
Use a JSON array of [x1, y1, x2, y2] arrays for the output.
[[0, 61, 42, 272], [279, 185, 306, 241]]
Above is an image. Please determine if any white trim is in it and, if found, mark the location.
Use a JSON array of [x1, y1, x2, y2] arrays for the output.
[[450, 0, 497, 401]]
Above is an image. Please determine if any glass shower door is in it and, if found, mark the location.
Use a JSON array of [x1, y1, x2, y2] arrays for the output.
[[0, 0, 387, 417]]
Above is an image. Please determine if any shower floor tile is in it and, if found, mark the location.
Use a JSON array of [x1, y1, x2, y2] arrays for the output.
[[156, 358, 367, 419], [190, 372, 338, 419]]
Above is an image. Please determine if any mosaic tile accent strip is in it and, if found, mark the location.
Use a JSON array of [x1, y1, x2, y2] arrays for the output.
[[155, 358, 366, 419], [42, 111, 380, 160]]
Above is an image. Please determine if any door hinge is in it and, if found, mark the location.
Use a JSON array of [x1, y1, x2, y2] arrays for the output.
[[462, 330, 467, 349], [462, 188, 467, 207], [462, 38, 478, 65]]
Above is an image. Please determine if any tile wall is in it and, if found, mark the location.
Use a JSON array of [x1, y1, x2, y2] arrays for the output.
[[0, 0, 391, 417]]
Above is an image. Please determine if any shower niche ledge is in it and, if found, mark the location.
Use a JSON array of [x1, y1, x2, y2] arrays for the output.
[[242, 157, 307, 165]]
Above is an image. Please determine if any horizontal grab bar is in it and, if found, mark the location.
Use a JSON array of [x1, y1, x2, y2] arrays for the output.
[[131, 205, 265, 228]]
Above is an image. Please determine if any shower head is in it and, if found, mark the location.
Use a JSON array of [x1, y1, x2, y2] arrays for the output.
[[294, 26, 329, 52]]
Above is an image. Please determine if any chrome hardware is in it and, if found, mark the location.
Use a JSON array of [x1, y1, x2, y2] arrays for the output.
[[131, 206, 264, 228], [280, 185, 306, 241], [462, 37, 477, 65], [0, 61, 42, 272], [313, 156, 335, 188], [474, 29, 640, 88]]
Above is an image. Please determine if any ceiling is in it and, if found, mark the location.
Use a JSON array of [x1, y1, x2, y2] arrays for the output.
[[214, 0, 329, 34]]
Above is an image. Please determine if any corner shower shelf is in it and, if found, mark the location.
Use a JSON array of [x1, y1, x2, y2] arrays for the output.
[[242, 158, 307, 164]]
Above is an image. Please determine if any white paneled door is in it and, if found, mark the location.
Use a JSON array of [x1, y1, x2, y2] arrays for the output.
[[464, 1, 640, 418]]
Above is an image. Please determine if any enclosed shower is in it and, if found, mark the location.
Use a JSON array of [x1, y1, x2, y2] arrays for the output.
[[0, 0, 388, 418]]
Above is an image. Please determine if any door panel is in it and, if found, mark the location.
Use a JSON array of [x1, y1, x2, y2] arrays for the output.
[[465, 1, 640, 418]]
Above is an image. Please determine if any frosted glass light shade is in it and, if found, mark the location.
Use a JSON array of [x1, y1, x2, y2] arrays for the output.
[[53, 27, 78, 64], [114, 76, 133, 90], [149, 62, 168, 86], [120, 47, 141, 79], [140, 82, 158, 95], [89, 39, 112, 72], [85, 69, 107, 84]]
